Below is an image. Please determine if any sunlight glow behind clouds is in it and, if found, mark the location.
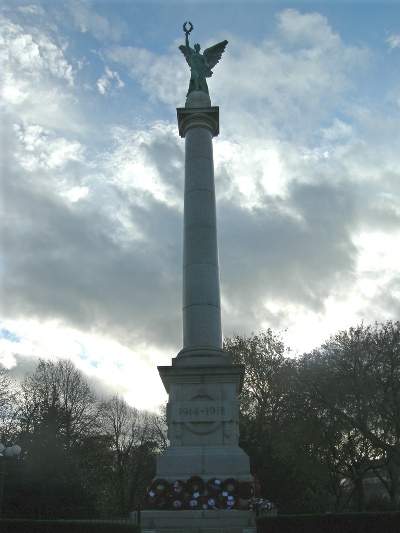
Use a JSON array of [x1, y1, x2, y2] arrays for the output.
[[0, 319, 168, 409], [1, 16, 74, 85], [15, 124, 85, 171]]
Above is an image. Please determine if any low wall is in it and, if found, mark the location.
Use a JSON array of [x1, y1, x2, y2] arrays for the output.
[[256, 512, 400, 533], [0, 520, 139, 532]]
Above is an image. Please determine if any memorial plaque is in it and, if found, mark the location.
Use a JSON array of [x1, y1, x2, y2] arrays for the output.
[[168, 400, 233, 423]]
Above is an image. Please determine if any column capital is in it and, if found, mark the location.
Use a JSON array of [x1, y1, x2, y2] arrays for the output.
[[177, 106, 219, 138]]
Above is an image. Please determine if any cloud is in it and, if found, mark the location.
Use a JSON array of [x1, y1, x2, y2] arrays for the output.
[[105, 45, 187, 106], [66, 0, 127, 42], [0, 14, 82, 134], [218, 178, 358, 333], [14, 123, 85, 171], [17, 5, 45, 17], [97, 65, 124, 95], [276, 8, 340, 47], [214, 11, 368, 141], [2, 115, 184, 352], [0, 15, 74, 85], [3, 329, 168, 409], [387, 33, 400, 50]]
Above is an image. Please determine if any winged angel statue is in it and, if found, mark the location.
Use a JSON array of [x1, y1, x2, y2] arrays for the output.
[[179, 21, 228, 97]]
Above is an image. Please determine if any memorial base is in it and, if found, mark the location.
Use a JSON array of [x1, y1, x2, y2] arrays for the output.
[[156, 444, 252, 481], [155, 356, 252, 482], [138, 509, 256, 533]]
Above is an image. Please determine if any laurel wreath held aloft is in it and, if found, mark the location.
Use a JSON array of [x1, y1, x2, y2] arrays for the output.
[[183, 21, 194, 35]]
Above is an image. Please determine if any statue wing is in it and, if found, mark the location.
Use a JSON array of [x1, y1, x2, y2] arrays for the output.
[[179, 45, 194, 67], [203, 40, 228, 71]]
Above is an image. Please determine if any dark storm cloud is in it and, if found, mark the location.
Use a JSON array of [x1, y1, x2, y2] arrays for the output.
[[141, 130, 185, 197], [3, 131, 183, 352], [219, 179, 358, 334]]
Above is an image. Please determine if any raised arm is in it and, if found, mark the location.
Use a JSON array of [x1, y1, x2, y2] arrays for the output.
[[183, 21, 193, 51]]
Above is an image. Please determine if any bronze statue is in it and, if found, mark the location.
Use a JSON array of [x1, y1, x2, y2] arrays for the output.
[[179, 21, 228, 97]]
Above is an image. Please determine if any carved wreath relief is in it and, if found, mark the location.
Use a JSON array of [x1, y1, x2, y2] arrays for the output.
[[168, 386, 238, 442]]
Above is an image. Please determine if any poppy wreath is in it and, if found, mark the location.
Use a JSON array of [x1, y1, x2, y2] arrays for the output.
[[143, 491, 169, 510], [150, 478, 169, 496], [206, 477, 223, 496], [157, 495, 170, 510], [188, 496, 204, 510], [203, 496, 220, 510], [237, 481, 255, 499], [169, 479, 187, 496], [221, 495, 239, 510], [221, 478, 239, 496], [169, 497, 188, 510], [186, 475, 205, 495], [143, 491, 160, 510]]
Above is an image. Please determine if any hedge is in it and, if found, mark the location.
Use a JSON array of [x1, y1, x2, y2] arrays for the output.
[[256, 512, 400, 533], [0, 520, 140, 532]]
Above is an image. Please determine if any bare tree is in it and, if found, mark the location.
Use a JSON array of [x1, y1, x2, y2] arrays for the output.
[[300, 320, 400, 508], [98, 395, 165, 515], [14, 358, 103, 518], [20, 358, 102, 446], [0, 356, 19, 440]]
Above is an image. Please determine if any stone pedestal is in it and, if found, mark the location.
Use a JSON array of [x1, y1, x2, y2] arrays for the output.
[[156, 354, 250, 480]]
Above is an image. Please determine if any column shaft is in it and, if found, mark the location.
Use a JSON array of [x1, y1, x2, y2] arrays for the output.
[[182, 124, 222, 350]]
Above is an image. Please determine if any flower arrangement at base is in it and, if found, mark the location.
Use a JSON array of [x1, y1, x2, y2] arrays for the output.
[[247, 497, 276, 513]]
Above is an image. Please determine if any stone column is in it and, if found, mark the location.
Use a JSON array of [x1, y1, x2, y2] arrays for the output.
[[177, 91, 224, 358]]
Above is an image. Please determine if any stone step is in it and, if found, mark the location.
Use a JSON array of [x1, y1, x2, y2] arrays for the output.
[[138, 509, 256, 532], [145, 517, 252, 527], [141, 529, 256, 533]]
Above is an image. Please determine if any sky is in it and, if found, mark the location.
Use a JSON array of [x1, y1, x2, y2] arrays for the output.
[[1, 0, 399, 410]]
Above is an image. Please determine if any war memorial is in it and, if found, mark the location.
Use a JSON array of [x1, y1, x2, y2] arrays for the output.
[[140, 23, 258, 533]]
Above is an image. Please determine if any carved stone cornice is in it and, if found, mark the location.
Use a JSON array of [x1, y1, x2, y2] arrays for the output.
[[177, 106, 220, 138]]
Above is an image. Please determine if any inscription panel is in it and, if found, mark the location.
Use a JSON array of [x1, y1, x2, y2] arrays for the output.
[[169, 400, 233, 423]]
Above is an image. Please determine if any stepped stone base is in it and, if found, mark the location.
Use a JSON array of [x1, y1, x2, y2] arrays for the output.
[[156, 444, 252, 480], [138, 509, 256, 533]]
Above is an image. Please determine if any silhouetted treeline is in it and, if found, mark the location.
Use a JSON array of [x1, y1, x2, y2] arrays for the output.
[[0, 358, 167, 519], [1, 319, 399, 517], [225, 319, 400, 513]]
